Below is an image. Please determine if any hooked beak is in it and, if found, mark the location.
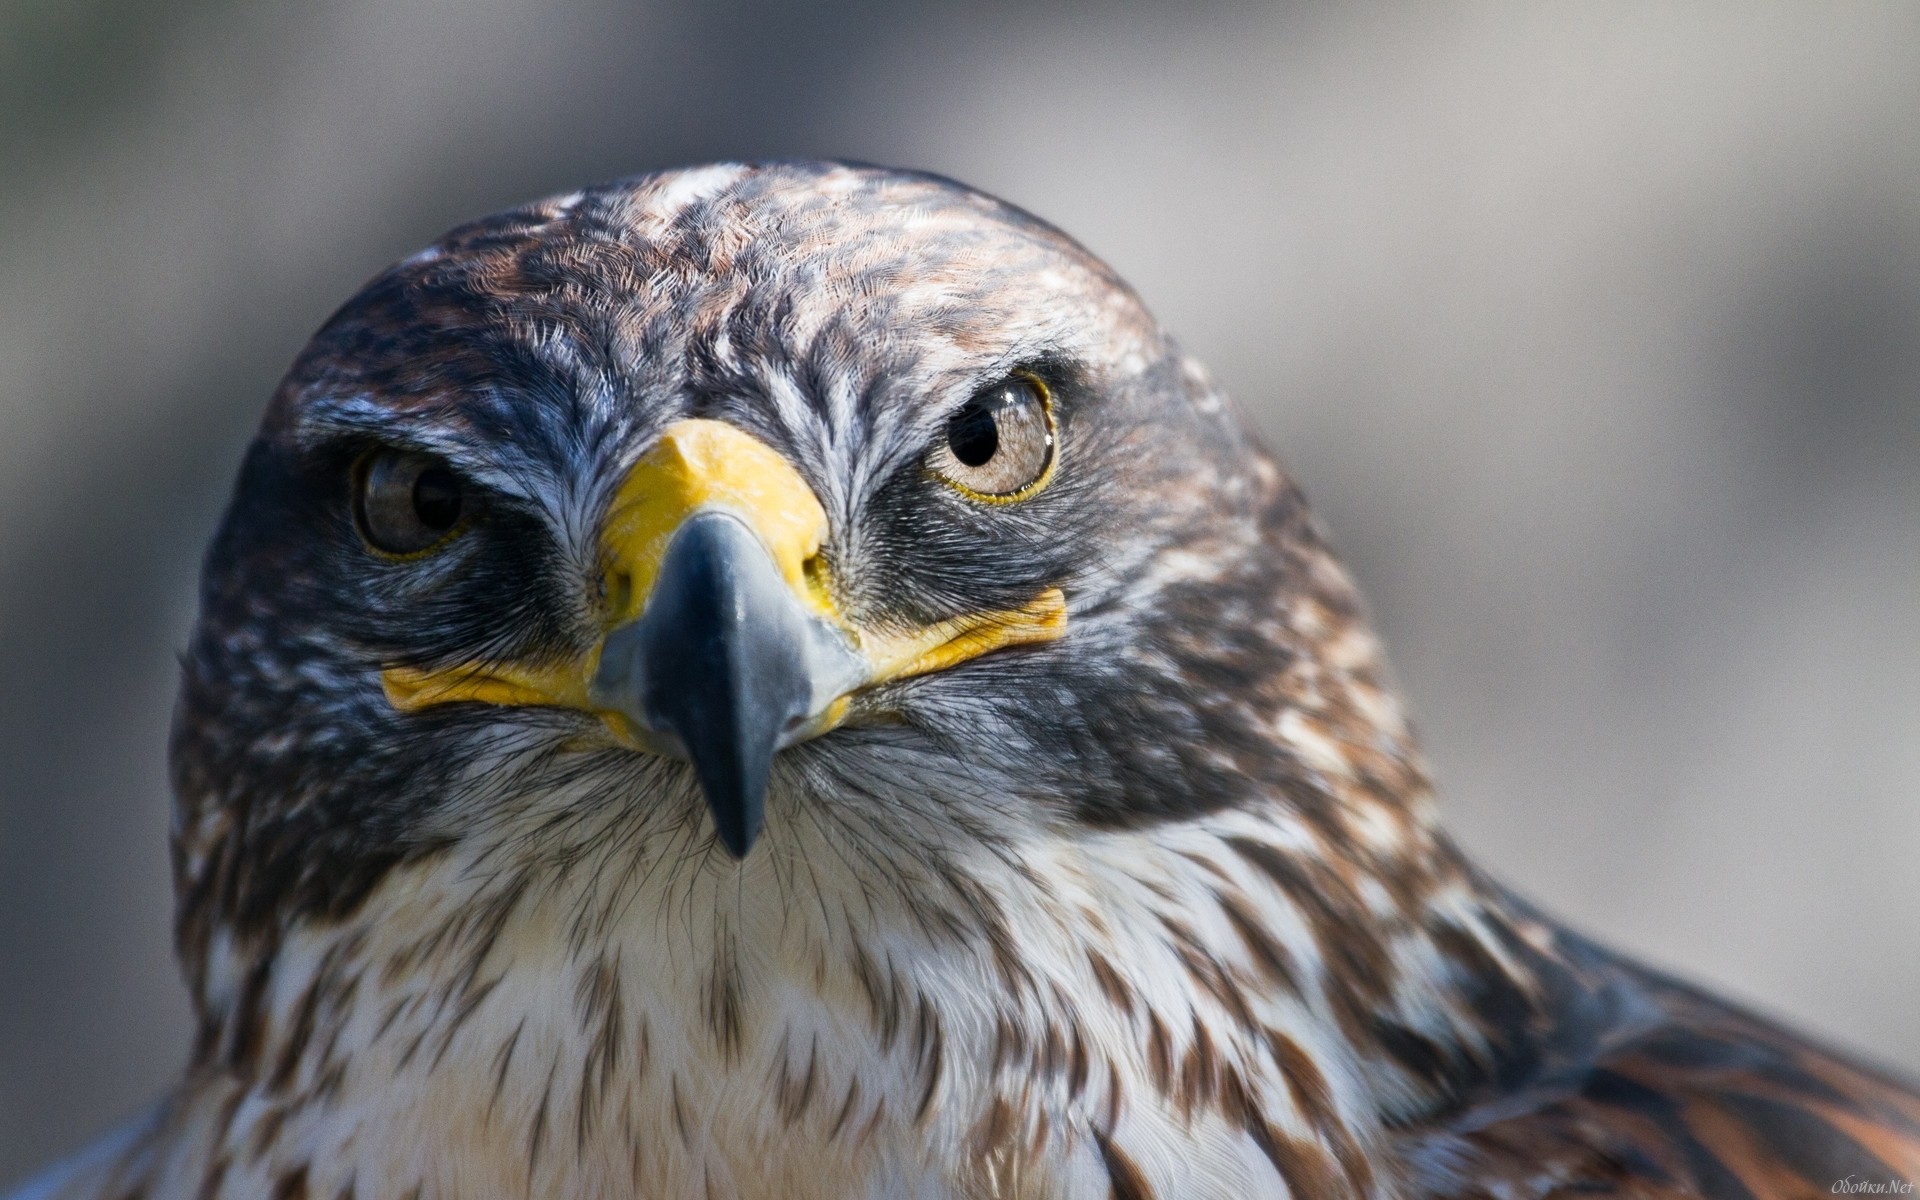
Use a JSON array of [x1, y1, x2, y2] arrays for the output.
[[588, 510, 862, 856], [381, 419, 1065, 858]]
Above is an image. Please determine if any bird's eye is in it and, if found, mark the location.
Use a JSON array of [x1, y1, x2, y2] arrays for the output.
[[927, 373, 1056, 501], [353, 448, 468, 556]]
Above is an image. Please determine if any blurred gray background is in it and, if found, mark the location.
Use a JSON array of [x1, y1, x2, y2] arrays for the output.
[[2, 0, 1916, 1183]]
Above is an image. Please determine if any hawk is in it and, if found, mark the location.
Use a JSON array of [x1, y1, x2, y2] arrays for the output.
[[11, 161, 1918, 1200]]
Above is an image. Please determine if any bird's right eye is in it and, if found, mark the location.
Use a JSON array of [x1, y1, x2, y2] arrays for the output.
[[353, 448, 468, 557]]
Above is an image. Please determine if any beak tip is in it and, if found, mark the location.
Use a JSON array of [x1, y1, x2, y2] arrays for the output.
[[710, 804, 762, 859], [690, 746, 767, 861]]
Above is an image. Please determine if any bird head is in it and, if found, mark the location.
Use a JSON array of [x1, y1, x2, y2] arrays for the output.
[[170, 162, 1428, 978]]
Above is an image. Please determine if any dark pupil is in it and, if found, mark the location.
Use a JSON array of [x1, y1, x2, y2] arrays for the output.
[[411, 467, 462, 531], [947, 395, 1001, 467]]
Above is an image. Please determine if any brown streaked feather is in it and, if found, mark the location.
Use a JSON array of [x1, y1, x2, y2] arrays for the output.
[[1402, 946, 1920, 1199]]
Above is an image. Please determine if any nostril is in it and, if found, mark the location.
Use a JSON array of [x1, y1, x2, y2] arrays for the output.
[[607, 570, 634, 620], [801, 552, 831, 607]]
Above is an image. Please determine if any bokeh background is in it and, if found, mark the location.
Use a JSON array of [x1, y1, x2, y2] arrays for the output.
[[3, 0, 1917, 1183]]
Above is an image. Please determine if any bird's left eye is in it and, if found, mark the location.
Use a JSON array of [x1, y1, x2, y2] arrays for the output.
[[353, 448, 468, 556], [927, 373, 1056, 501]]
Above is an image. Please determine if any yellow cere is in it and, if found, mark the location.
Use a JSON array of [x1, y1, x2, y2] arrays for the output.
[[597, 420, 834, 627], [381, 419, 1069, 741]]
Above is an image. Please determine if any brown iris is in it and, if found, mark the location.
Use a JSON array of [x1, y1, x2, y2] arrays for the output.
[[353, 448, 466, 556], [927, 373, 1056, 501]]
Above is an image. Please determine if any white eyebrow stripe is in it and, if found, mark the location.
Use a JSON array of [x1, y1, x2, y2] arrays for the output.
[[292, 395, 569, 507]]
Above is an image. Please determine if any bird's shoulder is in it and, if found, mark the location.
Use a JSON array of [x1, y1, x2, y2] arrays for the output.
[[1399, 937, 1920, 1200]]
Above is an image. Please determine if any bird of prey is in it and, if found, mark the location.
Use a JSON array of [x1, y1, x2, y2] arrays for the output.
[[10, 161, 1918, 1200]]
